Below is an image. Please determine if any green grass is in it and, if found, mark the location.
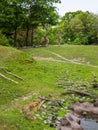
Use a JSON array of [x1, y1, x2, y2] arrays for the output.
[[0, 45, 98, 130], [24, 45, 98, 66]]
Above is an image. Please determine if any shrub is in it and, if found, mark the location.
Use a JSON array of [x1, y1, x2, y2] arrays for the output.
[[0, 31, 10, 46]]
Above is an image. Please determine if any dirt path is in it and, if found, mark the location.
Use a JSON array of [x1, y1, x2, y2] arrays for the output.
[[34, 50, 98, 68], [33, 56, 65, 62]]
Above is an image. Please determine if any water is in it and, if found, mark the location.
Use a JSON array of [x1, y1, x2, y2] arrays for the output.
[[81, 118, 98, 130]]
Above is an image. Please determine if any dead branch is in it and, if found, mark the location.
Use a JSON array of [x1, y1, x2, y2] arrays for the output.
[[63, 89, 96, 97], [38, 100, 46, 110], [0, 73, 18, 84], [0, 66, 24, 80], [0, 66, 8, 70], [6, 71, 24, 80]]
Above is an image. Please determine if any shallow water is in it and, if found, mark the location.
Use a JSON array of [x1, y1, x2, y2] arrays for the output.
[[81, 118, 98, 130]]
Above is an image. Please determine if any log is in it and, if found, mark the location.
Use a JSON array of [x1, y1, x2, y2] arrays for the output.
[[63, 89, 96, 97], [0, 66, 8, 70], [6, 71, 24, 80], [0, 73, 18, 84], [0, 66, 24, 80]]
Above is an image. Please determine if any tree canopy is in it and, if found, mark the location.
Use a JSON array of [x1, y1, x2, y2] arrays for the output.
[[0, 0, 60, 47], [59, 11, 98, 45], [0, 1, 98, 46]]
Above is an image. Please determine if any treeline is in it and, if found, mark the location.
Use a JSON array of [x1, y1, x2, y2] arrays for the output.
[[0, 0, 60, 47], [40, 11, 98, 45], [58, 11, 98, 45], [0, 1, 98, 47]]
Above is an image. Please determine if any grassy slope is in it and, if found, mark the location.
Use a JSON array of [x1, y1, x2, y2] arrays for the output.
[[0, 45, 98, 130], [24, 45, 98, 66]]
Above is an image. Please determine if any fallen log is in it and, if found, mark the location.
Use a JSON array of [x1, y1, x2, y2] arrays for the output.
[[0, 73, 18, 84], [6, 71, 24, 80], [63, 89, 96, 97], [0, 66, 8, 70], [0, 66, 24, 80]]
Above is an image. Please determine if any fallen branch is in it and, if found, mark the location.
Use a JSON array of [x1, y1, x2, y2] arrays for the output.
[[38, 100, 46, 110], [63, 89, 96, 97], [0, 73, 18, 84], [6, 71, 24, 80], [0, 66, 8, 70], [0, 66, 24, 80]]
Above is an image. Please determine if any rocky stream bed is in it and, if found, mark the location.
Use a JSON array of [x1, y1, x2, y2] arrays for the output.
[[21, 75, 98, 130], [21, 96, 98, 130]]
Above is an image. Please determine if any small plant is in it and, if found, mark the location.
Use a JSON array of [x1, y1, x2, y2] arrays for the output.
[[0, 31, 10, 46], [91, 73, 98, 88], [57, 71, 96, 102], [57, 71, 89, 90]]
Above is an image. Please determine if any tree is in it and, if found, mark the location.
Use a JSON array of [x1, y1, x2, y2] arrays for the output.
[[29, 0, 60, 46], [60, 11, 98, 45], [77, 11, 98, 44], [0, 0, 61, 47], [0, 0, 26, 46]]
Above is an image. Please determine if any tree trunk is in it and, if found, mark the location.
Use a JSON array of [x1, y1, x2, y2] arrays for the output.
[[31, 26, 34, 46], [25, 27, 29, 46], [14, 27, 17, 47]]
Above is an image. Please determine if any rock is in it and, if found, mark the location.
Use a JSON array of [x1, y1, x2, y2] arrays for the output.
[[94, 102, 98, 107], [60, 117, 70, 126], [96, 120, 98, 123], [66, 117, 83, 130], [92, 107, 98, 114], [44, 120, 48, 124], [50, 123, 55, 127], [66, 112, 81, 124], [57, 126, 73, 130], [82, 111, 87, 116], [42, 111, 46, 115], [56, 101, 98, 130]]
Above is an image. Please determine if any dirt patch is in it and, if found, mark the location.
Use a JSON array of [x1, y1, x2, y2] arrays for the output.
[[34, 56, 64, 62], [72, 57, 90, 64], [34, 50, 98, 68]]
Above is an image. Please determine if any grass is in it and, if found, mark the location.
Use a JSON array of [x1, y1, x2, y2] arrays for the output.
[[24, 45, 98, 66], [0, 45, 98, 130]]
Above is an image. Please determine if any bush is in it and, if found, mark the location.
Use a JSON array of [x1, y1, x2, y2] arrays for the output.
[[73, 37, 88, 45], [0, 31, 10, 46]]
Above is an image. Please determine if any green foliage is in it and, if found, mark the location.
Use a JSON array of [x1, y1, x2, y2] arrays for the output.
[[0, 0, 60, 47], [34, 27, 46, 45], [0, 31, 10, 46], [59, 11, 98, 45], [73, 37, 88, 45], [1, 1, 98, 46]]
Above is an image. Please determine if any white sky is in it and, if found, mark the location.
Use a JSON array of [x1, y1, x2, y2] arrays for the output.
[[55, 0, 98, 16]]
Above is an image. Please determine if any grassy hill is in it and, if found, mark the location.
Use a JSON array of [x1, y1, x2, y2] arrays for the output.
[[23, 45, 98, 66], [0, 45, 98, 130]]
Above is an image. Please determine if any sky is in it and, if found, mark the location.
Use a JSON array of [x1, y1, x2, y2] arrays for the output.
[[55, 0, 98, 16]]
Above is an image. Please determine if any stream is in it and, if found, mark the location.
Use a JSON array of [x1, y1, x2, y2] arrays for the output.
[[81, 118, 98, 130]]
